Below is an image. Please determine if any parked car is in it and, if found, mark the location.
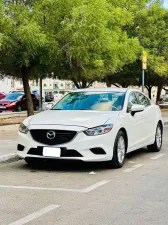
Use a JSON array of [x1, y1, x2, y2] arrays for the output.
[[45, 92, 54, 102], [0, 92, 6, 100], [17, 88, 163, 168], [45, 102, 55, 110], [160, 95, 168, 103], [159, 95, 168, 109], [53, 90, 69, 102], [32, 90, 45, 102], [0, 92, 39, 112]]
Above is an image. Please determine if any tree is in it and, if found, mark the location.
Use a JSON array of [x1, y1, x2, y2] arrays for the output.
[[0, 0, 58, 115], [39, 0, 141, 88], [134, 2, 168, 102]]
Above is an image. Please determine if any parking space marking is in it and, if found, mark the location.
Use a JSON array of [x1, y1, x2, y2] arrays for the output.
[[8, 204, 60, 225], [81, 180, 111, 193], [124, 164, 143, 173], [0, 180, 110, 193], [0, 185, 82, 192], [150, 153, 166, 160]]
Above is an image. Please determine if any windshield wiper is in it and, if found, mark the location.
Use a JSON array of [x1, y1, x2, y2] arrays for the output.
[[79, 109, 89, 110], [52, 109, 62, 110]]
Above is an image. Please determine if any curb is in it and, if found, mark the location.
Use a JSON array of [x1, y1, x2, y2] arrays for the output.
[[0, 112, 27, 119], [0, 153, 20, 164]]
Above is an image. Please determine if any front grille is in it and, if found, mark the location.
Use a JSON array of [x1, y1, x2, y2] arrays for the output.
[[30, 129, 77, 145]]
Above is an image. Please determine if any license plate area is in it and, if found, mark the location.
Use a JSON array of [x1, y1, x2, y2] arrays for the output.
[[43, 147, 61, 157]]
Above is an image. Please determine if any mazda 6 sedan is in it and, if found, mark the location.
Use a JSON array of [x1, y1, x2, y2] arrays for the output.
[[17, 88, 163, 168]]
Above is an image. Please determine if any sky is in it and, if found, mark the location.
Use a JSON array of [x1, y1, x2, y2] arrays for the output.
[[163, 0, 168, 8]]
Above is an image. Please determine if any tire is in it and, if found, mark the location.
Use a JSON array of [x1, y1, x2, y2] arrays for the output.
[[108, 130, 126, 168], [16, 105, 22, 112], [35, 105, 39, 111], [147, 123, 162, 152]]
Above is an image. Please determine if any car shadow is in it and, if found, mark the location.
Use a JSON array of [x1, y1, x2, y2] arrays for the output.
[[126, 147, 154, 160], [20, 159, 111, 173]]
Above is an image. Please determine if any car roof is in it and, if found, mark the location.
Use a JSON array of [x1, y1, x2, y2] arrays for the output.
[[72, 88, 128, 93]]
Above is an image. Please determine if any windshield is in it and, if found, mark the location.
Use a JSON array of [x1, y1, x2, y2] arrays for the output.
[[52, 91, 125, 111], [4, 93, 23, 100]]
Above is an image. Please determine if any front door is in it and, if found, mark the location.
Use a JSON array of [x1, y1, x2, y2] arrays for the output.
[[125, 92, 146, 152]]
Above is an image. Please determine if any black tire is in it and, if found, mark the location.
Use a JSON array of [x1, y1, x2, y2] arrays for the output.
[[16, 105, 22, 112], [35, 105, 39, 111], [147, 123, 163, 152], [108, 130, 126, 169]]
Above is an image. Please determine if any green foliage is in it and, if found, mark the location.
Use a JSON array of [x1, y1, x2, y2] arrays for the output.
[[0, 0, 168, 92], [54, 0, 141, 86]]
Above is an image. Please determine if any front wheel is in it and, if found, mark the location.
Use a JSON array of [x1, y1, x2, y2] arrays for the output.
[[16, 105, 22, 112], [147, 123, 163, 152], [108, 130, 126, 169]]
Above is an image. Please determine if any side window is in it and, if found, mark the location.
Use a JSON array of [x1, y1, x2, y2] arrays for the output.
[[136, 93, 150, 107], [127, 92, 138, 112]]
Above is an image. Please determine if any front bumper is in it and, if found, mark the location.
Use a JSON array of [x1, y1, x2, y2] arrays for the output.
[[17, 126, 116, 162], [0, 105, 16, 112]]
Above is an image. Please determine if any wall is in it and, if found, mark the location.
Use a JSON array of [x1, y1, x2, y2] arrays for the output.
[[0, 78, 12, 93]]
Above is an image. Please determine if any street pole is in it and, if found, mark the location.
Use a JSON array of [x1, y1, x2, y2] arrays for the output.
[[39, 78, 43, 111], [142, 69, 145, 93], [142, 51, 147, 93]]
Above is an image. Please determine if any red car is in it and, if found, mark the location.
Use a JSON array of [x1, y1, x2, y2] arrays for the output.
[[0, 92, 6, 100], [0, 92, 39, 112]]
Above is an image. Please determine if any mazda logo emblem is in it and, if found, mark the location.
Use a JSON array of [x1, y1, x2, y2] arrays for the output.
[[46, 131, 56, 140]]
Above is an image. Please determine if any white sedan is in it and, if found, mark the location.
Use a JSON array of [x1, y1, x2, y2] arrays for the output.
[[17, 88, 163, 168]]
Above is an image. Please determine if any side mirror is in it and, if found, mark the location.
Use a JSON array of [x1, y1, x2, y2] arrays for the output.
[[131, 104, 144, 116]]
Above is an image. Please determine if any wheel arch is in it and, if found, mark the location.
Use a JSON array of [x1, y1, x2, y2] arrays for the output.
[[119, 127, 128, 152], [158, 120, 163, 133]]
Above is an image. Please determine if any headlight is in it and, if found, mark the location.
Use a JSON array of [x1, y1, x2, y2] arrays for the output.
[[19, 123, 29, 134], [84, 124, 113, 136], [9, 102, 16, 106]]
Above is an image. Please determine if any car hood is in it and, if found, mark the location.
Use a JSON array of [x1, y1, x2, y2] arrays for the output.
[[29, 110, 120, 128]]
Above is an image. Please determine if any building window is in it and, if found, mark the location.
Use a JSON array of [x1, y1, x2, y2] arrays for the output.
[[53, 84, 58, 89]]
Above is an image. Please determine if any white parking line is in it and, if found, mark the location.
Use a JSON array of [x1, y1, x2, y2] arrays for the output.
[[8, 204, 60, 225], [81, 180, 110, 193], [150, 154, 166, 160], [0, 180, 110, 193], [0, 185, 81, 192], [124, 164, 143, 173]]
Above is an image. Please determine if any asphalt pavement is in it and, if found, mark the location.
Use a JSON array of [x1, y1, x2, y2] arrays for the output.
[[0, 127, 168, 225]]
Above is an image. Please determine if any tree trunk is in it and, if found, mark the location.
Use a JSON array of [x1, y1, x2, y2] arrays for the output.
[[156, 79, 163, 105], [73, 80, 81, 89], [21, 67, 34, 116], [145, 85, 152, 99], [105, 76, 112, 87], [72, 79, 93, 89]]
